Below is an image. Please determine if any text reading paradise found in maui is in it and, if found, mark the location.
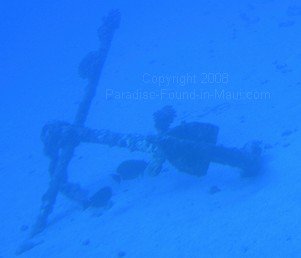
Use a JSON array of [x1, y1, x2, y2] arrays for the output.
[[105, 89, 271, 101]]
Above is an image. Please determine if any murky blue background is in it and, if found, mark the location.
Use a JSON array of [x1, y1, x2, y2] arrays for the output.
[[1, 1, 301, 257]]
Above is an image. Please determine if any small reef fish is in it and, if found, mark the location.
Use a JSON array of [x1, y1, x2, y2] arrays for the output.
[[84, 186, 113, 209], [111, 159, 148, 182]]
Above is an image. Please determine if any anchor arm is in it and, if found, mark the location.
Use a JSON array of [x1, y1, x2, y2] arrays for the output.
[[29, 10, 121, 238], [71, 125, 263, 176]]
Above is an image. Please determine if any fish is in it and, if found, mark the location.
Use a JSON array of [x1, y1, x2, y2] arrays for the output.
[[84, 186, 113, 209], [111, 159, 148, 182]]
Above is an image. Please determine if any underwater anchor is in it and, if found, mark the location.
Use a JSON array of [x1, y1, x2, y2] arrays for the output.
[[17, 9, 263, 255]]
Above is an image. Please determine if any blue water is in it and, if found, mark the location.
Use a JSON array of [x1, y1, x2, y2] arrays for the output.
[[1, 1, 301, 257]]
